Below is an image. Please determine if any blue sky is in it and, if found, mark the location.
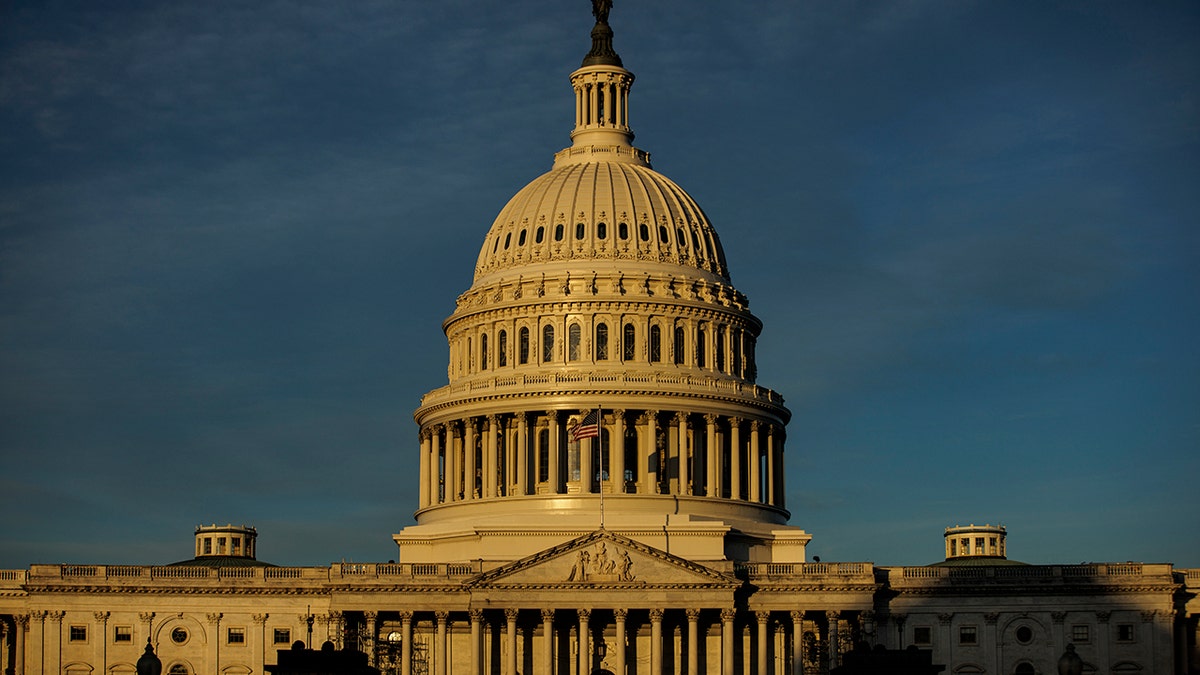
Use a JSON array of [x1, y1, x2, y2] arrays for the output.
[[1, 1, 1197, 568]]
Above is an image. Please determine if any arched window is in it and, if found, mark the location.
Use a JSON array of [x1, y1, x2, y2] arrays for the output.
[[622, 323, 636, 361], [595, 323, 609, 360], [715, 328, 725, 372], [1014, 664, 1035, 675], [168, 665, 190, 675], [618, 222, 629, 240], [649, 325, 662, 363], [467, 337, 472, 372], [596, 222, 607, 239], [696, 324, 707, 367], [498, 330, 507, 367], [518, 327, 530, 364], [677, 227, 686, 247], [568, 324, 582, 361], [658, 224, 670, 243], [673, 326, 685, 365], [503, 233, 511, 249], [542, 325, 555, 363], [518, 229, 527, 246], [537, 429, 549, 483], [731, 328, 741, 375], [575, 223, 585, 240], [493, 237, 500, 253], [638, 223, 649, 241], [480, 333, 488, 370], [535, 226, 545, 244], [554, 224, 564, 241]]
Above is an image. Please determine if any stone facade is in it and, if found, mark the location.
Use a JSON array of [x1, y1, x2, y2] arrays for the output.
[[1, 7, 1196, 675]]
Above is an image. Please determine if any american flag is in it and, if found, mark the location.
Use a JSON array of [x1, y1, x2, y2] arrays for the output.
[[570, 409, 601, 441]]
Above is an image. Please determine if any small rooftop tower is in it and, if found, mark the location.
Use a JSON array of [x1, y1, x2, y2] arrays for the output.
[[194, 523, 257, 560], [944, 524, 1006, 561]]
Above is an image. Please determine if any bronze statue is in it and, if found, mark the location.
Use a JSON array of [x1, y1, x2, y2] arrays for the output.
[[592, 0, 612, 24]]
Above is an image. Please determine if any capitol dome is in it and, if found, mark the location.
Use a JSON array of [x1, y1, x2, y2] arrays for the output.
[[399, 7, 808, 566]]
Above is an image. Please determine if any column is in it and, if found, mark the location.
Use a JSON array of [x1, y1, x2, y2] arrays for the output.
[[686, 610, 700, 675], [578, 610, 591, 675], [790, 611, 804, 675], [755, 612, 769, 675], [445, 424, 458, 501], [362, 612, 378, 667], [15, 614, 27, 675], [612, 410, 626, 491], [435, 612, 449, 675], [704, 414, 718, 496], [469, 610, 483, 675], [460, 417, 475, 497], [650, 610, 664, 675], [485, 415, 499, 498], [207, 613, 222, 675], [765, 427, 776, 506], [749, 421, 762, 503], [936, 613, 952, 673], [253, 613, 269, 675], [549, 411, 561, 493], [983, 613, 999, 675], [541, 610, 555, 675], [517, 412, 530, 495], [139, 611, 154, 648], [91, 611, 109, 674], [640, 411, 658, 494], [1095, 611, 1110, 675], [419, 429, 431, 508], [675, 412, 689, 495], [729, 417, 742, 500], [581, 423, 594, 494], [506, 609, 519, 675], [430, 427, 443, 504], [721, 610, 736, 675], [614, 609, 628, 675], [775, 432, 786, 510], [0, 620, 9, 675], [27, 613, 43, 675], [400, 612, 413, 675]]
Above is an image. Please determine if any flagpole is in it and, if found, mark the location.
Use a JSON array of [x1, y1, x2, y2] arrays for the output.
[[599, 403, 604, 529]]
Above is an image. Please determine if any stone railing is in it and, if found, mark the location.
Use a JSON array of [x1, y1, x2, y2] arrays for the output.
[[422, 371, 786, 408], [734, 562, 873, 580], [891, 563, 1170, 585], [36, 564, 332, 582], [335, 562, 480, 579]]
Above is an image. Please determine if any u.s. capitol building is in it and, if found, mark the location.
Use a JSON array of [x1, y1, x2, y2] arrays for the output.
[[1, 6, 1196, 675]]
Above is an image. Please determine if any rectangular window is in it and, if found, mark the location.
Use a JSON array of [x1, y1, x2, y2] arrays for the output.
[[217, 537, 227, 554], [274, 628, 292, 645], [228, 627, 245, 644], [1072, 625, 1090, 643], [1117, 624, 1135, 642], [114, 626, 133, 643], [203, 538, 212, 554], [231, 538, 241, 554], [913, 626, 932, 645], [950, 539, 957, 556], [975, 537, 985, 553], [959, 626, 977, 645], [70, 625, 88, 642]]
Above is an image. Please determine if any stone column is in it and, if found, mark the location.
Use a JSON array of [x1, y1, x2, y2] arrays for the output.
[[1051, 611, 1066, 659], [1094, 611, 1110, 675], [765, 427, 776, 506], [754, 611, 769, 675], [721, 609, 736, 675], [362, 612, 378, 667], [790, 611, 804, 675], [775, 432, 786, 510], [253, 613, 269, 675], [614, 609, 628, 675], [485, 415, 499, 498], [749, 421, 761, 503], [704, 414, 718, 496], [467, 610, 483, 675], [506, 609, 519, 675], [686, 610, 700, 675], [729, 417, 742, 500], [936, 613, 952, 672], [650, 610, 664, 675], [400, 612, 413, 675], [92, 611, 109, 674], [612, 410, 626, 491], [445, 424, 458, 502], [419, 428, 432, 508], [640, 411, 658, 494], [139, 611, 154, 648], [15, 614, 28, 675], [435, 612, 449, 675], [430, 426, 443, 504], [674, 412, 689, 495], [207, 612, 222, 675], [578, 609, 591, 675], [517, 412, 530, 495], [549, 411, 561, 493], [541, 610, 555, 675], [0, 620, 9, 675], [465, 419, 477, 499], [982, 612, 998, 675]]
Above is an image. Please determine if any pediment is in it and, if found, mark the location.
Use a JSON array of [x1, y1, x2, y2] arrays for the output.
[[467, 529, 737, 589]]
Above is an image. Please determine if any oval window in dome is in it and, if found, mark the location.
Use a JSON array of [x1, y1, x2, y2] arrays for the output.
[[535, 226, 545, 244], [618, 222, 629, 240], [639, 223, 649, 241], [692, 231, 700, 251], [597, 222, 607, 239], [518, 229, 527, 246], [575, 223, 585, 240], [555, 224, 564, 242], [493, 237, 500, 254], [503, 233, 511, 249], [658, 225, 670, 243], [677, 228, 686, 247]]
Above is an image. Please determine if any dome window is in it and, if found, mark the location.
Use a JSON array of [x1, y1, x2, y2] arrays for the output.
[[480, 333, 488, 370], [692, 231, 701, 251], [575, 222, 586, 240], [622, 323, 636, 361], [597, 222, 607, 239], [518, 327, 530, 364], [716, 329, 725, 373], [618, 222, 629, 240], [493, 237, 500, 254], [696, 324, 707, 367], [518, 229, 527, 246], [673, 327, 685, 365], [555, 224, 565, 242], [568, 324, 582, 361], [542, 325, 555, 362], [503, 233, 511, 250], [535, 227, 545, 244], [677, 228, 687, 248], [658, 225, 670, 244], [498, 330, 508, 367], [649, 325, 662, 363], [595, 323, 609, 360], [638, 223, 649, 241]]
